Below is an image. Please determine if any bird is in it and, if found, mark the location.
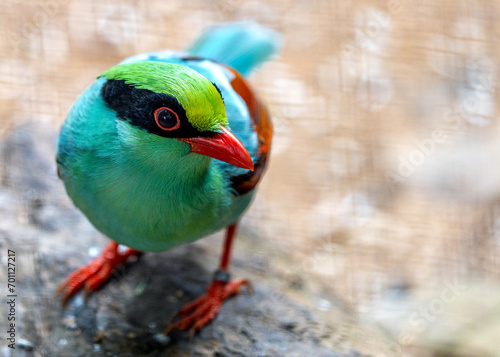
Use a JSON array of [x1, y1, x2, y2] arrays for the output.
[[55, 22, 280, 337]]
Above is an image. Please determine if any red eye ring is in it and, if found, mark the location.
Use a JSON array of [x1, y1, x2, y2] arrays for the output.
[[154, 107, 180, 131]]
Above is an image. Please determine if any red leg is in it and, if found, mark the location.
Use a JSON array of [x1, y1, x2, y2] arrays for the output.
[[56, 242, 141, 306], [165, 222, 253, 338]]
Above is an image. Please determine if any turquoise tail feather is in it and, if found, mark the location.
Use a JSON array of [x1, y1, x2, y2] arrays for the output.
[[187, 22, 281, 77]]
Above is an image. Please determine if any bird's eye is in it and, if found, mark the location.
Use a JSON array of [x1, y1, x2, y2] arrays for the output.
[[154, 107, 180, 131]]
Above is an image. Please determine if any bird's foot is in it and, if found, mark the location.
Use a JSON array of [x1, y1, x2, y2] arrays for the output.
[[165, 270, 253, 339], [56, 242, 141, 306]]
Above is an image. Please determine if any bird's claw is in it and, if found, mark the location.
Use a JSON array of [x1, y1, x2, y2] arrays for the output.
[[165, 278, 252, 338], [56, 242, 140, 306]]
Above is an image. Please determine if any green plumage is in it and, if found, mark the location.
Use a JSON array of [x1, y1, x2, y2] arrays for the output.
[[57, 74, 253, 252]]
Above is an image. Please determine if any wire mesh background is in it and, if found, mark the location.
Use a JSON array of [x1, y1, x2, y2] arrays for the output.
[[1, 0, 500, 355]]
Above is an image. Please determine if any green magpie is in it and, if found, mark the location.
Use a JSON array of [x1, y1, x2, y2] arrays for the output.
[[56, 22, 279, 337]]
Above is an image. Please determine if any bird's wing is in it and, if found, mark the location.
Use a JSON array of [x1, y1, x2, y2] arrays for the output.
[[222, 65, 272, 196]]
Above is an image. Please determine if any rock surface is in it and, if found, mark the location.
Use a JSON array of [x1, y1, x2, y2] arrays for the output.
[[0, 124, 380, 357]]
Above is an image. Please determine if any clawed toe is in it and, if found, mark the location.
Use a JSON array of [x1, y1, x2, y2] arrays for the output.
[[56, 242, 140, 306], [165, 278, 252, 338]]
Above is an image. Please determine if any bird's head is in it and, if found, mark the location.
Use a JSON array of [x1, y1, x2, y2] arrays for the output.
[[99, 61, 253, 170]]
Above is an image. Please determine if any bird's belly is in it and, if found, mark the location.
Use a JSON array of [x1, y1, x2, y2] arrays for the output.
[[60, 158, 251, 252]]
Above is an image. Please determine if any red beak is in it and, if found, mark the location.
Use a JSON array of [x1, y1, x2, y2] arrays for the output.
[[179, 125, 254, 171]]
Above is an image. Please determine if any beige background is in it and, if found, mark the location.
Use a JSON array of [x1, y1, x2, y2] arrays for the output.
[[1, 0, 500, 355]]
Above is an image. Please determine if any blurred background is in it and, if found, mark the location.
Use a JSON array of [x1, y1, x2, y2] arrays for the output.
[[1, 0, 500, 356]]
